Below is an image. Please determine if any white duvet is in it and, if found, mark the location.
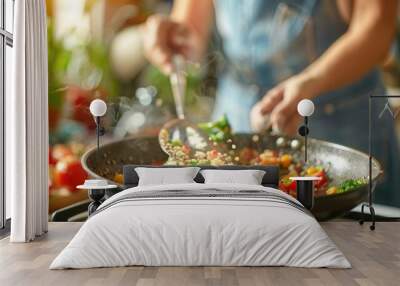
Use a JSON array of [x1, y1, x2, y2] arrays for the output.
[[50, 183, 351, 269]]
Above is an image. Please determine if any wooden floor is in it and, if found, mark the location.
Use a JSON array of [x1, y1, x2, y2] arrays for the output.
[[0, 222, 399, 286]]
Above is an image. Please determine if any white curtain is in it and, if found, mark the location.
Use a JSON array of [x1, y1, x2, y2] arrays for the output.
[[7, 0, 49, 242]]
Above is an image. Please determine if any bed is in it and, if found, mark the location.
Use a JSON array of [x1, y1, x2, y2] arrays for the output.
[[50, 165, 350, 269]]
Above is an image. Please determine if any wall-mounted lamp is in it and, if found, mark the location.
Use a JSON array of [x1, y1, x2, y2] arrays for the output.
[[297, 99, 315, 163], [288, 99, 318, 210], [89, 99, 107, 155]]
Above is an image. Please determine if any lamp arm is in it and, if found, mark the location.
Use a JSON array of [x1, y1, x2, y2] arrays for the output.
[[94, 116, 106, 164], [304, 116, 308, 163]]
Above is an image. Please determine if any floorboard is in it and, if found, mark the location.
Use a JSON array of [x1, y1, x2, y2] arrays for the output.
[[0, 222, 398, 286]]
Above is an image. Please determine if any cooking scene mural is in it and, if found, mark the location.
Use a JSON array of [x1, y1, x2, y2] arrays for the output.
[[47, 0, 400, 219]]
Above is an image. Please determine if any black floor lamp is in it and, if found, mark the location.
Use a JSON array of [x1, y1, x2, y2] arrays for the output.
[[359, 95, 400, 231]]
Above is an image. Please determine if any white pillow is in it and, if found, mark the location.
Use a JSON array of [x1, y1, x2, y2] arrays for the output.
[[200, 169, 266, 185], [135, 167, 200, 186]]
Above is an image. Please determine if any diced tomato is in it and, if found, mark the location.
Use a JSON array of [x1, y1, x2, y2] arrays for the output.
[[289, 180, 297, 191], [54, 155, 88, 191], [304, 166, 328, 189], [279, 178, 297, 193], [314, 170, 328, 189], [49, 148, 57, 165]]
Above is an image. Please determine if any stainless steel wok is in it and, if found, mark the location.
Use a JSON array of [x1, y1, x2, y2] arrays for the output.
[[81, 133, 383, 220]]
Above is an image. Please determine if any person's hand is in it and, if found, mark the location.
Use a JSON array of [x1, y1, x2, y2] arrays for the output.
[[144, 15, 194, 74], [250, 101, 271, 133], [251, 75, 318, 135]]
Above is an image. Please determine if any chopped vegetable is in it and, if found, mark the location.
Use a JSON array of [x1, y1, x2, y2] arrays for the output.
[[305, 166, 328, 189], [239, 147, 258, 164], [159, 116, 367, 197], [171, 139, 183, 147], [326, 186, 338, 195], [258, 150, 280, 165], [280, 154, 292, 168], [114, 173, 124, 184], [306, 166, 319, 176], [198, 115, 232, 142], [338, 178, 367, 193], [279, 174, 298, 197]]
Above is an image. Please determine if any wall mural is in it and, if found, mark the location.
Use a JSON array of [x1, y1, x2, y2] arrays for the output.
[[47, 0, 400, 222]]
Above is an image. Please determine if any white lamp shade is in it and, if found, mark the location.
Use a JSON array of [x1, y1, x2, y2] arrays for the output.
[[90, 99, 107, 117], [297, 99, 315, 117]]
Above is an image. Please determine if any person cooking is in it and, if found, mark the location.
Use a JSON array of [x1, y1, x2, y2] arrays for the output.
[[144, 0, 400, 207]]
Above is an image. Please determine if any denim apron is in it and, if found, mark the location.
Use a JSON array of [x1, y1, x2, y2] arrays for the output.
[[213, 0, 400, 207]]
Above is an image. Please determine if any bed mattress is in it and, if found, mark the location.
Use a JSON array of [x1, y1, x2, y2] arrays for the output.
[[50, 183, 351, 269]]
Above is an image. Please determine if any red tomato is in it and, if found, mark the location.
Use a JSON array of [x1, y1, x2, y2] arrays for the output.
[[279, 178, 297, 193], [52, 144, 73, 162], [49, 147, 57, 165], [314, 170, 328, 189], [54, 156, 88, 191], [289, 180, 297, 192], [279, 186, 288, 194]]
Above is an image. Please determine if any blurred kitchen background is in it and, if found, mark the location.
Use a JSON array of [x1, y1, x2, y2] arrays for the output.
[[47, 0, 400, 214]]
